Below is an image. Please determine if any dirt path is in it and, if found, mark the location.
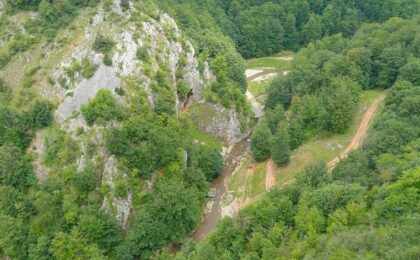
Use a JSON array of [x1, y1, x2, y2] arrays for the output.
[[246, 70, 277, 82], [327, 94, 385, 171], [240, 94, 385, 208], [246, 90, 265, 118], [265, 158, 276, 191]]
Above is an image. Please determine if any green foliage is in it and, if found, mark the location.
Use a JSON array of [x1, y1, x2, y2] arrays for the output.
[[81, 58, 98, 79], [119, 177, 201, 259], [332, 151, 377, 187], [93, 34, 115, 54], [0, 145, 34, 191], [120, 0, 129, 11], [81, 89, 122, 125], [103, 54, 112, 66], [177, 80, 189, 100], [271, 121, 291, 166], [71, 170, 96, 193], [43, 128, 80, 167], [50, 229, 105, 260], [251, 123, 272, 162], [23, 100, 54, 130], [136, 47, 149, 62], [197, 145, 223, 181], [296, 161, 329, 189], [106, 114, 185, 176], [399, 58, 420, 85]]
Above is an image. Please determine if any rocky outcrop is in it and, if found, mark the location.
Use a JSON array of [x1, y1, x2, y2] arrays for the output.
[[184, 42, 203, 102], [55, 65, 121, 123], [113, 31, 139, 77], [191, 103, 251, 145], [101, 156, 132, 229]]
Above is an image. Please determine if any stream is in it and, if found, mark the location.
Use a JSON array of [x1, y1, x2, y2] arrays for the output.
[[191, 135, 251, 241], [191, 88, 265, 241]]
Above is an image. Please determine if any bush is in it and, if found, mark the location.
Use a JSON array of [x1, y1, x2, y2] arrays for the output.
[[81, 58, 97, 79], [23, 100, 54, 130], [177, 80, 189, 100], [120, 0, 129, 11], [0, 78, 8, 93], [103, 54, 112, 66], [136, 47, 149, 61], [81, 89, 122, 125], [93, 34, 114, 53], [198, 146, 223, 181]]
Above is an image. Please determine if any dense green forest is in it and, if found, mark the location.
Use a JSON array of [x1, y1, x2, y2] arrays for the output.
[[158, 0, 420, 58], [0, 0, 419, 259]]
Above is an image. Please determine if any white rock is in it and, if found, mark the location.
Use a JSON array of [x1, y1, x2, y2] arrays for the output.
[[113, 31, 139, 76], [221, 199, 239, 218], [207, 188, 217, 198], [92, 8, 104, 26], [101, 156, 132, 229], [112, 0, 122, 14], [55, 65, 121, 122], [204, 200, 214, 214]]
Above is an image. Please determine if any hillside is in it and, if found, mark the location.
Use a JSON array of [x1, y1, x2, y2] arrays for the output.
[[0, 1, 419, 259]]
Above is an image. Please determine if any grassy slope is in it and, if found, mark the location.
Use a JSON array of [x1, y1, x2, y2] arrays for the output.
[[230, 89, 384, 200], [229, 155, 267, 199], [0, 8, 94, 111]]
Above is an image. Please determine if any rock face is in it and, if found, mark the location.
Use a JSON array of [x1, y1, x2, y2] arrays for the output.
[[184, 42, 203, 102], [113, 31, 139, 77], [101, 156, 132, 229], [191, 103, 251, 145], [55, 65, 121, 123]]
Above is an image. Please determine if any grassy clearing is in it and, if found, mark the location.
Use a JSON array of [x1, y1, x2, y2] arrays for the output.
[[246, 51, 293, 71], [229, 155, 266, 199], [246, 56, 291, 71], [275, 89, 385, 186], [246, 52, 294, 98]]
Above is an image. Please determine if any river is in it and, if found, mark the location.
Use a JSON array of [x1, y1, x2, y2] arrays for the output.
[[191, 135, 251, 241]]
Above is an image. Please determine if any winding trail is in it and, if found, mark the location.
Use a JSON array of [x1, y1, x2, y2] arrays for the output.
[[242, 93, 386, 208], [327, 94, 385, 171]]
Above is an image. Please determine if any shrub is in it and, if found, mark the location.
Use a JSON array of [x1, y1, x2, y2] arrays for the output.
[[93, 34, 114, 53], [81, 89, 122, 125], [81, 58, 97, 79], [23, 100, 54, 130], [120, 0, 129, 11], [103, 54, 112, 66], [136, 47, 149, 62], [0, 78, 7, 93], [177, 80, 189, 100], [115, 87, 125, 96]]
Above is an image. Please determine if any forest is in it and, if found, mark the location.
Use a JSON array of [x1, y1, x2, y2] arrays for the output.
[[0, 0, 419, 259]]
